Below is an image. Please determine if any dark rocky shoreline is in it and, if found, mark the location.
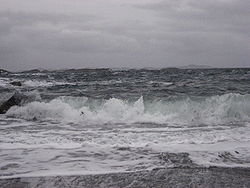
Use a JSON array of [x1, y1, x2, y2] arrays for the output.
[[1, 167, 250, 188]]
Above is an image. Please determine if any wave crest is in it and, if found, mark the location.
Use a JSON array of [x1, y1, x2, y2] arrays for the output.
[[6, 93, 250, 125]]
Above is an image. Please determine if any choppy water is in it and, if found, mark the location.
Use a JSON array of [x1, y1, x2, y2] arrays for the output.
[[0, 68, 250, 178]]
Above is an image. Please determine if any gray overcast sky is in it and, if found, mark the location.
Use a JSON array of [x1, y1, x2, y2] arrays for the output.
[[0, 0, 249, 71]]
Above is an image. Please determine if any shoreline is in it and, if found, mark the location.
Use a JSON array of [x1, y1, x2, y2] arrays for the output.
[[1, 166, 250, 188]]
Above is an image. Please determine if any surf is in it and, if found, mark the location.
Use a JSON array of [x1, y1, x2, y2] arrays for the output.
[[6, 93, 250, 126]]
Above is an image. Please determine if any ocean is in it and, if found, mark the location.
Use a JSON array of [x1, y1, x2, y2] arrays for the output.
[[0, 68, 250, 179]]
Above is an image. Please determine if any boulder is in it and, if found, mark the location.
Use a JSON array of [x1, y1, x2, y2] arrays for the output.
[[10, 81, 22, 86], [0, 93, 25, 114]]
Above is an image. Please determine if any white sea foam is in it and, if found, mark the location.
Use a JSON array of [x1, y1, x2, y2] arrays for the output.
[[23, 80, 54, 87], [1, 117, 249, 178], [0, 78, 52, 88], [0, 78, 12, 87], [148, 81, 173, 86], [23, 79, 72, 87], [6, 93, 250, 125]]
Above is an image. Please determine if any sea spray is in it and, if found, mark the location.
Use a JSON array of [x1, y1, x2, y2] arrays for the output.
[[6, 93, 250, 125]]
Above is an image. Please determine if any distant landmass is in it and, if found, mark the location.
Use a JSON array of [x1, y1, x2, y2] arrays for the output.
[[178, 64, 212, 69], [20, 68, 49, 73], [2, 66, 250, 74]]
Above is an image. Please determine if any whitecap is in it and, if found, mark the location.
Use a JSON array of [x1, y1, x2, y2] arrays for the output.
[[6, 93, 250, 126]]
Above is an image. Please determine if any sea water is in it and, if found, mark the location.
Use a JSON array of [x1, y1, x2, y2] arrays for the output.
[[0, 68, 250, 178]]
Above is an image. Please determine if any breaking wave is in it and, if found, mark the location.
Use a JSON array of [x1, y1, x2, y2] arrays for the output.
[[6, 93, 250, 125]]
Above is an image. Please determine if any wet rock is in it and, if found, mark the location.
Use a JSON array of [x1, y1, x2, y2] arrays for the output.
[[152, 83, 160, 87], [0, 163, 20, 170], [10, 81, 22, 86], [117, 147, 131, 151], [0, 69, 10, 74], [0, 93, 26, 114], [159, 152, 194, 166]]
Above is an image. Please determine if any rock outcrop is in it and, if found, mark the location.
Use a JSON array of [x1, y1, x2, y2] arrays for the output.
[[0, 93, 25, 114], [10, 81, 22, 86], [0, 69, 9, 74]]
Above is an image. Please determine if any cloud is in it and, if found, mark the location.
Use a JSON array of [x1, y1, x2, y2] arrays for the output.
[[135, 0, 250, 41], [0, 11, 141, 70], [133, 0, 250, 65], [0, 0, 249, 71]]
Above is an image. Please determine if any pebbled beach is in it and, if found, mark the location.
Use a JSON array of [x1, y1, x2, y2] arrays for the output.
[[1, 167, 250, 188]]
